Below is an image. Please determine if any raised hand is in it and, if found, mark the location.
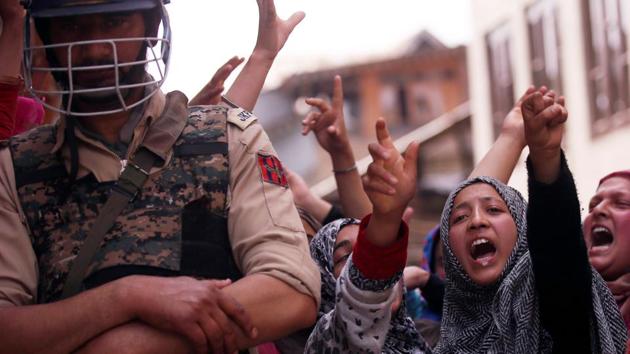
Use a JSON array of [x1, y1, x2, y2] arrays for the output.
[[499, 86, 537, 148], [125, 276, 257, 354], [522, 91, 566, 152], [469, 86, 564, 183], [522, 89, 568, 183], [302, 76, 351, 155], [500, 86, 561, 144], [189, 56, 244, 106], [363, 118, 419, 217], [362, 118, 419, 247], [254, 0, 305, 61]]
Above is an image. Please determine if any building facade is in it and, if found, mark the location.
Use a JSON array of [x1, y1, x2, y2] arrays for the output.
[[254, 32, 471, 262], [469, 0, 630, 208], [256, 31, 469, 187]]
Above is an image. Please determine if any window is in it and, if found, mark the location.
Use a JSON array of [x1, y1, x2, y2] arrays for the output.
[[380, 83, 402, 124], [486, 24, 514, 137], [527, 0, 562, 91], [410, 82, 444, 126], [584, 0, 630, 136]]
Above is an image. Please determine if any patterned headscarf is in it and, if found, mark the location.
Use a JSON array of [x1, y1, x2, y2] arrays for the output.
[[310, 218, 429, 353], [435, 176, 627, 354], [310, 218, 361, 318]]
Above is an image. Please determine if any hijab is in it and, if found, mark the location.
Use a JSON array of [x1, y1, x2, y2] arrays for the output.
[[310, 218, 429, 353], [435, 176, 627, 354]]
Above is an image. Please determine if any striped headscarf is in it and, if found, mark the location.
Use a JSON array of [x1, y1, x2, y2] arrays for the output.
[[435, 176, 627, 354]]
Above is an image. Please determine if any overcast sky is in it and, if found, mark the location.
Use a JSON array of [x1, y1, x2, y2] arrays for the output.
[[161, 0, 472, 97]]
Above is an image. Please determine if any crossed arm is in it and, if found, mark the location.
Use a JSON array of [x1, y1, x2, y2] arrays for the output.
[[0, 274, 315, 354]]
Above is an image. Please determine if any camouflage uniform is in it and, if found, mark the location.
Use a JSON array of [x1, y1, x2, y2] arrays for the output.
[[0, 90, 320, 307]]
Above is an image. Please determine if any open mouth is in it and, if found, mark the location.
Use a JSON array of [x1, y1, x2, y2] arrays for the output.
[[470, 238, 497, 266], [590, 226, 614, 252]]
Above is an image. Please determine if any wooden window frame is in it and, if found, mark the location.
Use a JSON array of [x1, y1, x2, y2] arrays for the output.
[[486, 23, 515, 138], [527, 0, 563, 92], [583, 0, 630, 137]]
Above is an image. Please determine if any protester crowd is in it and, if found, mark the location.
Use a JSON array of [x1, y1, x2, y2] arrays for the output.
[[0, 0, 628, 353]]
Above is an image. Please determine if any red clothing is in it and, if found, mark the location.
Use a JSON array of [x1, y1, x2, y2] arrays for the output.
[[352, 214, 409, 280], [0, 78, 19, 140], [256, 343, 280, 354], [14, 96, 44, 135], [0, 76, 45, 139]]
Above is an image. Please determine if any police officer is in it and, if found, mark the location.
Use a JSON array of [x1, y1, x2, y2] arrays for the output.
[[0, 1, 320, 353]]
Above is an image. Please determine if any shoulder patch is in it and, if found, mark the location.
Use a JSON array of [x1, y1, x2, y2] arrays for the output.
[[257, 152, 288, 188], [227, 108, 258, 130]]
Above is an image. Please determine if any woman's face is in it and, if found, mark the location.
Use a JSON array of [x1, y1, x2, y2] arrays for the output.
[[332, 224, 360, 279], [448, 183, 518, 286], [584, 177, 630, 280]]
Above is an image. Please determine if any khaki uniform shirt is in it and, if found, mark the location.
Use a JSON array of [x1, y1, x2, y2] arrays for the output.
[[0, 91, 321, 308]]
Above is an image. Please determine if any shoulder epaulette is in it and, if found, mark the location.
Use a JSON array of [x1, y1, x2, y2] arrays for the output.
[[227, 107, 258, 130]]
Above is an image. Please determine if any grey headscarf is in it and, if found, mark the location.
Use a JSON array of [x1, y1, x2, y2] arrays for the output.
[[310, 218, 361, 319], [310, 218, 429, 353], [435, 176, 627, 354]]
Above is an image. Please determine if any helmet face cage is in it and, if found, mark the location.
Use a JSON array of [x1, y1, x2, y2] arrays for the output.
[[22, 2, 171, 117]]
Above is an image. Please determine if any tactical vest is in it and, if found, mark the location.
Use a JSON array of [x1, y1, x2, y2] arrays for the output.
[[10, 105, 243, 303]]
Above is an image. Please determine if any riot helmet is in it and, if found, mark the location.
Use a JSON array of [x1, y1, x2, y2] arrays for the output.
[[22, 0, 172, 117]]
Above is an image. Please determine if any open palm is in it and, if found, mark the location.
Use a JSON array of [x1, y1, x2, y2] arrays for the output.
[[255, 0, 305, 60]]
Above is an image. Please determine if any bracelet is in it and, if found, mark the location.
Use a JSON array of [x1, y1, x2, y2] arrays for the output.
[[333, 164, 358, 174]]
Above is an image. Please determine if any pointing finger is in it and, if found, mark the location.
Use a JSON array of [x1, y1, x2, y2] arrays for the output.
[[332, 75, 344, 112], [375, 118, 395, 148]]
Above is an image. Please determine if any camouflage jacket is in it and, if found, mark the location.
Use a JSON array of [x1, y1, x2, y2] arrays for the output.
[[9, 105, 242, 303]]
